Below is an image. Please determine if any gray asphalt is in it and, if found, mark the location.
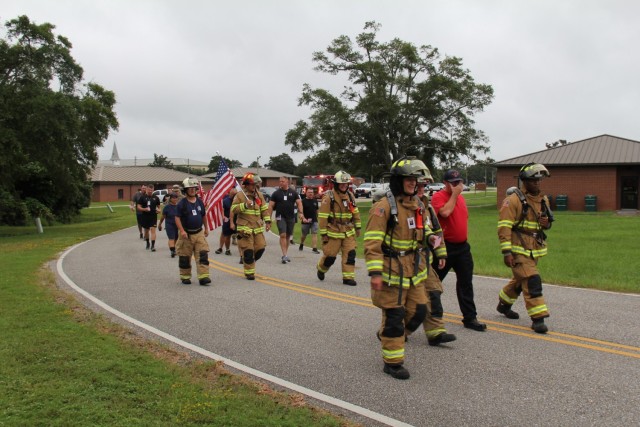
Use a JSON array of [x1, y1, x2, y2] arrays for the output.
[[56, 222, 640, 426]]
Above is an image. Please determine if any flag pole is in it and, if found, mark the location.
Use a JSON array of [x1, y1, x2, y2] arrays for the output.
[[218, 150, 254, 207]]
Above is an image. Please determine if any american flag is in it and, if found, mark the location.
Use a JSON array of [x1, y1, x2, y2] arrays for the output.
[[202, 159, 237, 230]]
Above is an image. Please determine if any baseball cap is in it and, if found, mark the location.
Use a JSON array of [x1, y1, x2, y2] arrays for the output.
[[443, 169, 464, 183], [172, 184, 181, 190]]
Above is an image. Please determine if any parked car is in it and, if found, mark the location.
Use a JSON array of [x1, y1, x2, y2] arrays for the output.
[[427, 182, 445, 192], [152, 189, 170, 203], [259, 186, 278, 202], [355, 183, 383, 198], [463, 184, 470, 191]]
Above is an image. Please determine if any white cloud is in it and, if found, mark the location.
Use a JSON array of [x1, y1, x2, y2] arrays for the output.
[[4, 0, 640, 167]]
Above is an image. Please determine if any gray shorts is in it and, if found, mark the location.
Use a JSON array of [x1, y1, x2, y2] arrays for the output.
[[301, 221, 318, 235], [276, 217, 295, 236]]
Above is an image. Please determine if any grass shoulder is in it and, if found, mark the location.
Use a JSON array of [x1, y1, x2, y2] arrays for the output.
[[0, 205, 357, 426]]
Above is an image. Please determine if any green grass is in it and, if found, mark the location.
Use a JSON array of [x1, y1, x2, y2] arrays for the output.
[[0, 204, 354, 427], [294, 189, 640, 293], [3, 198, 638, 425]]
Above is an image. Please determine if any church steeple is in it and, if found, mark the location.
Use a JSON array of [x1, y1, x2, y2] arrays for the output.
[[110, 142, 120, 166]]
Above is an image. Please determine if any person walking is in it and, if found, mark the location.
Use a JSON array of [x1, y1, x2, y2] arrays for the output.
[[268, 176, 304, 264], [175, 177, 211, 286], [232, 173, 271, 280], [137, 184, 161, 252], [316, 171, 361, 286], [130, 184, 146, 239], [215, 187, 237, 256], [497, 162, 554, 333], [158, 192, 179, 258], [430, 169, 487, 332], [415, 177, 457, 346], [365, 157, 438, 379], [299, 188, 320, 253]]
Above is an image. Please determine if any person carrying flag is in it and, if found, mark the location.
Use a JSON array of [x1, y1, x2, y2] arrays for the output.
[[232, 173, 271, 280]]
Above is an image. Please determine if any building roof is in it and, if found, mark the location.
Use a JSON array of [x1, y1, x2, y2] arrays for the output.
[[91, 166, 214, 184], [495, 134, 640, 167], [202, 167, 298, 179], [97, 157, 209, 167]]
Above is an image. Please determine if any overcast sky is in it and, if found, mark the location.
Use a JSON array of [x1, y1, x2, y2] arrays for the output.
[[4, 0, 640, 168]]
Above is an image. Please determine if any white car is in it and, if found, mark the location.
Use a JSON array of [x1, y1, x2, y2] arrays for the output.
[[152, 189, 170, 202], [427, 182, 446, 192], [355, 183, 382, 198]]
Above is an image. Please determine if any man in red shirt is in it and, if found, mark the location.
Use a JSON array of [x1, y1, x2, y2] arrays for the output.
[[430, 169, 486, 331]]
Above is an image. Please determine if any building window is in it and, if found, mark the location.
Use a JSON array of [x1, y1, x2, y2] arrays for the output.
[[118, 189, 124, 200]]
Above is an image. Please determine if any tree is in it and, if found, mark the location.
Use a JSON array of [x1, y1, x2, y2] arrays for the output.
[[148, 153, 173, 167], [285, 22, 493, 178], [0, 16, 118, 224], [207, 155, 242, 173], [294, 151, 341, 177], [265, 153, 296, 175]]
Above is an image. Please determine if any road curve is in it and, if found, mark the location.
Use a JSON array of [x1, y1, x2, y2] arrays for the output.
[[55, 226, 640, 426]]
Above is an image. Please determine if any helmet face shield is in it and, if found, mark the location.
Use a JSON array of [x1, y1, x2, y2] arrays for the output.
[[519, 163, 550, 180], [390, 157, 432, 180]]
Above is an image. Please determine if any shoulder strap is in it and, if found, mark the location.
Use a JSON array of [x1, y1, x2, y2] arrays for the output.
[[512, 188, 529, 227]]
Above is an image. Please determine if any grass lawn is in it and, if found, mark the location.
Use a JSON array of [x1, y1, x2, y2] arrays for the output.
[[0, 204, 353, 427], [294, 189, 640, 293]]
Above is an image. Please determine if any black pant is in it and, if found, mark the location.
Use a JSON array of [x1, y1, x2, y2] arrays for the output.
[[433, 241, 477, 321]]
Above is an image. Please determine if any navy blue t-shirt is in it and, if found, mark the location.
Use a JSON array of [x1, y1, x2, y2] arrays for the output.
[[176, 197, 206, 231]]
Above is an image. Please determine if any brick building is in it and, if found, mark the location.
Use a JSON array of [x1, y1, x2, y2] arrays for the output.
[[495, 135, 640, 212], [91, 166, 214, 203]]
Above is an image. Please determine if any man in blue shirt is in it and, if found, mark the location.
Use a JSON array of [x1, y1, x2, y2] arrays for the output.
[[175, 177, 211, 286]]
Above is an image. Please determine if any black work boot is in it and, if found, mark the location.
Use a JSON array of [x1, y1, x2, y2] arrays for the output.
[[463, 318, 487, 331], [342, 279, 357, 286], [181, 279, 191, 285], [199, 277, 211, 286], [383, 363, 410, 380], [497, 302, 520, 319], [317, 270, 325, 281], [531, 318, 548, 334], [428, 332, 457, 346]]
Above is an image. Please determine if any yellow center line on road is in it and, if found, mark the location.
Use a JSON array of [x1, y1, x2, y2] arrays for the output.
[[210, 259, 640, 359]]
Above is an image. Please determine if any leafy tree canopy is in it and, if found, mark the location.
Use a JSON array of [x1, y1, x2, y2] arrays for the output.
[[0, 15, 118, 224], [294, 151, 341, 178], [148, 153, 173, 167], [285, 21, 493, 179], [265, 153, 296, 175], [208, 155, 242, 173]]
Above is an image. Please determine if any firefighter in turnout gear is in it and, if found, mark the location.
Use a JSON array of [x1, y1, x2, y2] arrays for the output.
[[416, 176, 457, 346], [497, 162, 554, 334], [316, 170, 361, 286], [365, 157, 439, 379], [175, 177, 211, 286], [232, 173, 271, 280]]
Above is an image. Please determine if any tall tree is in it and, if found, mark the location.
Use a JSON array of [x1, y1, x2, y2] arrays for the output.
[[0, 16, 118, 224], [294, 151, 341, 177], [207, 155, 242, 173], [265, 153, 296, 175], [285, 22, 493, 177], [148, 153, 173, 167]]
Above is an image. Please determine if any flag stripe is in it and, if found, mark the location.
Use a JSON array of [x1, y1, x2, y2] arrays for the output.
[[203, 159, 237, 230]]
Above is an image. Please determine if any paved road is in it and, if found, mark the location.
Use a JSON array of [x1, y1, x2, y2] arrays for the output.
[[56, 225, 640, 426]]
